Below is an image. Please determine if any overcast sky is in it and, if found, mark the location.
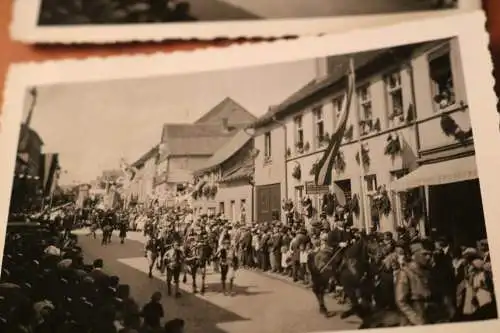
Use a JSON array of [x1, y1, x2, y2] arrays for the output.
[[24, 59, 317, 185]]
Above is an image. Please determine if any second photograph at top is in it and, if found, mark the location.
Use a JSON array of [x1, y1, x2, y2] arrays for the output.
[[10, 0, 479, 43]]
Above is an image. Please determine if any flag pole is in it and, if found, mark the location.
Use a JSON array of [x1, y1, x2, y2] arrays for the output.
[[349, 57, 370, 233]]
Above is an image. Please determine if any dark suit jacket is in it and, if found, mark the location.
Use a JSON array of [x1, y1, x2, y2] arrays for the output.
[[90, 268, 109, 290]]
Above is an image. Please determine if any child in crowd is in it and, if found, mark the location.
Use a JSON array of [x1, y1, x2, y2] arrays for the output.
[[299, 242, 312, 284]]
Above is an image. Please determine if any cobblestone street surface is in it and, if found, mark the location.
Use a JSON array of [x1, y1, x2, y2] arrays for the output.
[[75, 230, 361, 333]]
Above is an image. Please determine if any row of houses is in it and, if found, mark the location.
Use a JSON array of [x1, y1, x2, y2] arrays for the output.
[[126, 38, 484, 244]]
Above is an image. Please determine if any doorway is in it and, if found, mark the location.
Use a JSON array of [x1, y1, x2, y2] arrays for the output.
[[428, 179, 486, 247]]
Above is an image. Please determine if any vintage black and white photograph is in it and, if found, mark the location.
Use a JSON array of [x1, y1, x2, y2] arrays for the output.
[[1, 13, 499, 333], [11, 0, 480, 43]]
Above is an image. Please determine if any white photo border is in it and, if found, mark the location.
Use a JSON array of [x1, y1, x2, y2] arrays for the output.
[[2, 10, 500, 333], [11, 0, 482, 44]]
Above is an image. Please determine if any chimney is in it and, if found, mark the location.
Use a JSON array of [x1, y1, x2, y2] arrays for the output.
[[221, 117, 230, 132]]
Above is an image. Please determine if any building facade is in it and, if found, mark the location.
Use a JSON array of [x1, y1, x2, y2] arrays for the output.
[[127, 145, 159, 206], [191, 129, 255, 223], [153, 97, 257, 206], [253, 38, 478, 238]]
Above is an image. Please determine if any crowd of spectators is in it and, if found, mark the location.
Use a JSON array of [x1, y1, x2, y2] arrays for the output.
[[0, 221, 185, 333]]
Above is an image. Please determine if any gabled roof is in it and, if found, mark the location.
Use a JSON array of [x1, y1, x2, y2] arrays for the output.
[[161, 123, 244, 156], [194, 129, 254, 174], [132, 145, 159, 168], [193, 97, 257, 124]]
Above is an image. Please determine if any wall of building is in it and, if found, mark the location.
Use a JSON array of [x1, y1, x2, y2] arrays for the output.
[[412, 39, 470, 152], [192, 181, 253, 223], [169, 155, 210, 172], [254, 123, 287, 222], [275, 45, 456, 232]]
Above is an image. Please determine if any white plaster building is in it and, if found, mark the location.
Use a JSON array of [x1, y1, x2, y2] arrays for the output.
[[253, 38, 481, 243]]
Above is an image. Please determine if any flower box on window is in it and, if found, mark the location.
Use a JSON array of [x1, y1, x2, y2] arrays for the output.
[[384, 134, 402, 158], [304, 141, 310, 152], [319, 133, 330, 147], [295, 141, 304, 154], [344, 125, 354, 141], [355, 144, 370, 167], [292, 163, 301, 180], [310, 162, 319, 176]]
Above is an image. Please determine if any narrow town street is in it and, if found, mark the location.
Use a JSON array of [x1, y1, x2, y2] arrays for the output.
[[74, 230, 361, 333]]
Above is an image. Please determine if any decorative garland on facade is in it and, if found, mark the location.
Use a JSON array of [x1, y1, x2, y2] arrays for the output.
[[310, 161, 319, 176], [355, 144, 370, 167], [440, 114, 473, 143], [191, 191, 198, 200], [202, 185, 211, 198], [292, 163, 301, 180], [401, 189, 424, 221], [371, 186, 392, 217], [388, 107, 404, 121], [349, 194, 360, 216], [320, 133, 330, 146], [344, 125, 354, 141], [209, 185, 218, 198], [334, 150, 346, 173], [304, 141, 310, 152], [295, 141, 304, 153], [282, 198, 294, 212], [384, 134, 402, 158]]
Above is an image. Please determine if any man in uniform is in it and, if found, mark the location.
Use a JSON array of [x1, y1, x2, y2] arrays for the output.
[[145, 235, 162, 278], [216, 239, 239, 295], [395, 239, 448, 325], [163, 240, 184, 298]]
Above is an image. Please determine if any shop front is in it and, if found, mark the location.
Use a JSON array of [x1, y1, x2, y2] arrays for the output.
[[390, 153, 485, 246]]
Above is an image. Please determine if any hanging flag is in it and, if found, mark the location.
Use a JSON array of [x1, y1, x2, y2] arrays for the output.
[[315, 58, 356, 186], [332, 183, 347, 206], [40, 153, 59, 197], [400, 135, 418, 172]]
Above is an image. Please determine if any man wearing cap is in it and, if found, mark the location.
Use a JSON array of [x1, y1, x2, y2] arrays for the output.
[[163, 240, 184, 298], [395, 240, 445, 325]]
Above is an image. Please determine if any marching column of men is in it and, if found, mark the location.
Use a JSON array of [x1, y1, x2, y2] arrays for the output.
[[140, 216, 240, 298]]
